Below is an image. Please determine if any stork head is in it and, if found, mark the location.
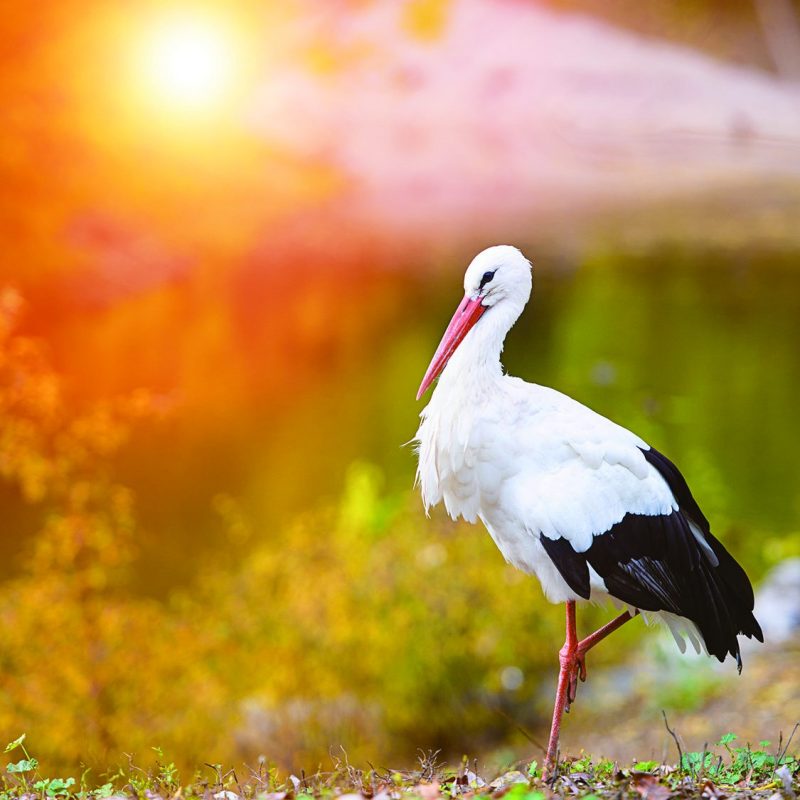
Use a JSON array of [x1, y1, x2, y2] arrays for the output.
[[417, 245, 532, 400], [463, 245, 533, 307]]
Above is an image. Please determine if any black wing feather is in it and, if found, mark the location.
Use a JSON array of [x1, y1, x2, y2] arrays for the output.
[[540, 446, 763, 670], [642, 447, 710, 532], [539, 536, 591, 599]]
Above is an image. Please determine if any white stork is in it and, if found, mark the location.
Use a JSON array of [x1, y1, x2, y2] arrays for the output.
[[413, 245, 763, 777]]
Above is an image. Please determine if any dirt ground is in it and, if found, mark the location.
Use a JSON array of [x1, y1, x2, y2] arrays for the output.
[[541, 632, 799, 765]]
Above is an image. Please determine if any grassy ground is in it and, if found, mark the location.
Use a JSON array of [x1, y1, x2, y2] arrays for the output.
[[1, 626, 797, 800], [1, 730, 798, 800]]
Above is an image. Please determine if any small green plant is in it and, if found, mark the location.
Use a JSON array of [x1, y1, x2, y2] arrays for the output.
[[568, 754, 593, 773], [680, 731, 799, 784], [2, 735, 87, 800], [592, 759, 616, 778], [151, 747, 178, 788], [503, 784, 544, 800], [6, 760, 38, 775], [33, 778, 75, 798], [4, 734, 39, 792]]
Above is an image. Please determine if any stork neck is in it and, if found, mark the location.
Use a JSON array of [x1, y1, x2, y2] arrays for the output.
[[435, 303, 512, 402]]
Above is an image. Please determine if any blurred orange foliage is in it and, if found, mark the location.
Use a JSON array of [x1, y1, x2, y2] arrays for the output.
[[0, 298, 571, 773]]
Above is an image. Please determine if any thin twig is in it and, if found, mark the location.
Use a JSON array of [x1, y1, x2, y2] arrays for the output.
[[230, 768, 243, 798], [203, 763, 224, 791], [777, 722, 800, 768], [774, 730, 784, 769], [699, 742, 707, 780], [662, 712, 685, 775], [488, 704, 547, 754]]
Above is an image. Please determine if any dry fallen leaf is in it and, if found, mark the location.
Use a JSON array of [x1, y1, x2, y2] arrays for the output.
[[632, 772, 672, 800], [487, 771, 528, 791], [700, 780, 726, 800], [414, 782, 440, 800]]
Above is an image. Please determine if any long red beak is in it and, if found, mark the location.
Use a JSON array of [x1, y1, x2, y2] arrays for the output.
[[416, 295, 487, 400]]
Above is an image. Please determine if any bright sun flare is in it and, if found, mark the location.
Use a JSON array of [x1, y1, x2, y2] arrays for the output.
[[138, 14, 238, 112]]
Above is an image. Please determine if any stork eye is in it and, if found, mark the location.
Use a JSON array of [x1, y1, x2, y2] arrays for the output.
[[479, 270, 496, 290]]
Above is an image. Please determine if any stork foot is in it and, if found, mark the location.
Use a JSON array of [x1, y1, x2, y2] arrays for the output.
[[560, 643, 588, 711]]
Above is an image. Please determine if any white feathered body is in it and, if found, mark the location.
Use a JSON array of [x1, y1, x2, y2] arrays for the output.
[[417, 375, 667, 596], [417, 372, 713, 651]]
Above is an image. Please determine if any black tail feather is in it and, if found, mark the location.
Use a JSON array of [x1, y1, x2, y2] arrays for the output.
[[643, 446, 763, 663]]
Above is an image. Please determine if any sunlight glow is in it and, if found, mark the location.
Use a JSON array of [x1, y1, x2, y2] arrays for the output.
[[137, 14, 239, 112]]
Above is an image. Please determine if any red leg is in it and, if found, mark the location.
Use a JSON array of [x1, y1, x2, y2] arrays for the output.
[[572, 609, 634, 688], [543, 602, 578, 776], [542, 603, 636, 780]]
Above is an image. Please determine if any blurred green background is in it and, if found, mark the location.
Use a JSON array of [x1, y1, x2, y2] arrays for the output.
[[1, 0, 799, 778]]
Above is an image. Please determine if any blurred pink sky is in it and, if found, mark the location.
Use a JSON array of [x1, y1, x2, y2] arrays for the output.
[[249, 0, 800, 238]]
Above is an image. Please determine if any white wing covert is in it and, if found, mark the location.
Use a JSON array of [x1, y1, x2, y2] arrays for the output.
[[504, 385, 677, 553]]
